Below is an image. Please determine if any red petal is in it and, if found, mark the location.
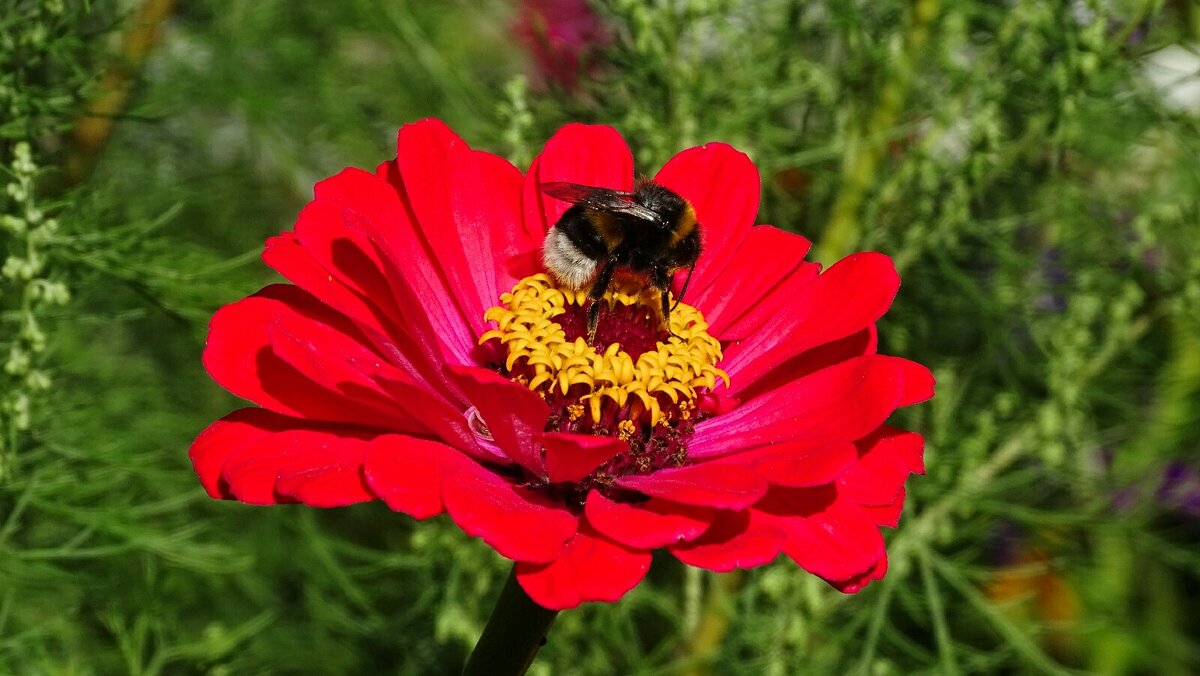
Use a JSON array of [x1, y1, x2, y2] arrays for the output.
[[288, 200, 396, 312], [363, 434, 475, 519], [616, 462, 767, 509], [542, 433, 626, 483], [691, 355, 905, 458], [395, 120, 527, 339], [722, 252, 900, 395], [693, 226, 812, 335], [262, 232, 402, 359], [501, 247, 544, 281], [515, 526, 651, 610], [711, 440, 858, 487], [190, 408, 294, 500], [859, 488, 906, 528], [832, 555, 889, 593], [477, 150, 540, 281], [274, 445, 374, 507], [893, 357, 935, 407], [442, 464, 577, 563], [584, 492, 714, 549], [268, 197, 452, 384], [669, 510, 784, 572], [265, 308, 445, 435], [523, 124, 634, 242], [733, 326, 877, 402], [218, 422, 374, 506], [315, 166, 478, 367], [204, 285, 409, 427], [716, 260, 821, 341], [757, 486, 887, 582], [838, 427, 925, 507], [448, 365, 550, 473], [654, 143, 759, 301]]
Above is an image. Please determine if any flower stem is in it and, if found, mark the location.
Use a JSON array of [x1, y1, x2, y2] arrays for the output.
[[463, 566, 559, 676]]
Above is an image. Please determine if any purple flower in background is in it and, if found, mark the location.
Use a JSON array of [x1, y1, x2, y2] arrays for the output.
[[1101, 446, 1200, 517], [1125, 21, 1149, 47], [513, 0, 611, 90], [1156, 461, 1200, 517], [1033, 248, 1069, 313]]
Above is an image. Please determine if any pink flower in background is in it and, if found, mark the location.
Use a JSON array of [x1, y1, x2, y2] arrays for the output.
[[513, 0, 611, 89]]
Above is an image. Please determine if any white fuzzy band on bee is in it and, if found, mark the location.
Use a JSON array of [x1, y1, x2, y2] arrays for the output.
[[542, 227, 598, 289]]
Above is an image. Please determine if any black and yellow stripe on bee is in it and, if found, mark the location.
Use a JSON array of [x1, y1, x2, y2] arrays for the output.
[[670, 202, 697, 246], [586, 209, 625, 249]]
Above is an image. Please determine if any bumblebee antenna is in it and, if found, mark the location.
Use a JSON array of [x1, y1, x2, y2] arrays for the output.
[[671, 265, 696, 311]]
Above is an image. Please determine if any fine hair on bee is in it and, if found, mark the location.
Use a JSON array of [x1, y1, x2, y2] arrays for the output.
[[540, 180, 701, 342]]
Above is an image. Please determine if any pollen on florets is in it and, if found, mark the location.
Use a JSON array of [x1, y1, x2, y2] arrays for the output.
[[479, 273, 729, 498]]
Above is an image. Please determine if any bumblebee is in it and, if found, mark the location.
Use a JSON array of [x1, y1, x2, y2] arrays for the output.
[[541, 180, 701, 341]]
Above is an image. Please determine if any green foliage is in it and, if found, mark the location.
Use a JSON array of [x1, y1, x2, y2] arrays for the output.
[[2, 0, 1199, 673], [0, 0, 96, 476]]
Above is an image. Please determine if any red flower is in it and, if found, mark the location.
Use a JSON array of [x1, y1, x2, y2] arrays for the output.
[[191, 119, 934, 610]]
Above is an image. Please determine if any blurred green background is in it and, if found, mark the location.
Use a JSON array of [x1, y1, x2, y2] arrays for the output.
[[3, 0, 1200, 673]]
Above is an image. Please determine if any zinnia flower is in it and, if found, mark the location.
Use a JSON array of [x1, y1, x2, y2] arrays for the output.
[[190, 119, 933, 610]]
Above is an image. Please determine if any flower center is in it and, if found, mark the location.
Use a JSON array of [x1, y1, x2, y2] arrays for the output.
[[479, 274, 729, 501]]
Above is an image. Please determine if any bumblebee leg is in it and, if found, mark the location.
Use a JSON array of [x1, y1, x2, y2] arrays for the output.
[[587, 300, 602, 343], [587, 257, 618, 342], [671, 265, 695, 311], [660, 288, 677, 339], [652, 265, 678, 339]]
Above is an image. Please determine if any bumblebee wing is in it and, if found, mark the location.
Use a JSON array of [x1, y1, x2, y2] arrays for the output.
[[541, 181, 615, 203], [541, 181, 664, 226], [601, 200, 665, 226]]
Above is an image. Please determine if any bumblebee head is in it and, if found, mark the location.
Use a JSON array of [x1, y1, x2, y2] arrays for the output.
[[636, 182, 693, 231], [635, 183, 701, 269]]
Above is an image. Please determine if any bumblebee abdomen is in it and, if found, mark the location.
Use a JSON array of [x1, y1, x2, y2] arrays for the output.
[[556, 206, 611, 258], [543, 228, 598, 289]]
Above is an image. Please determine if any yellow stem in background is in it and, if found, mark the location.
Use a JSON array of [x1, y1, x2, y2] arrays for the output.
[[679, 570, 743, 676], [67, 0, 176, 183], [815, 0, 940, 263]]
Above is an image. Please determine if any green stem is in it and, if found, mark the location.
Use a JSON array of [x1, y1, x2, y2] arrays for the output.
[[462, 566, 559, 676]]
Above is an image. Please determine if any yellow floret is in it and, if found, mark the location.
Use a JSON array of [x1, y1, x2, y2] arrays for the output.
[[479, 274, 728, 427]]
